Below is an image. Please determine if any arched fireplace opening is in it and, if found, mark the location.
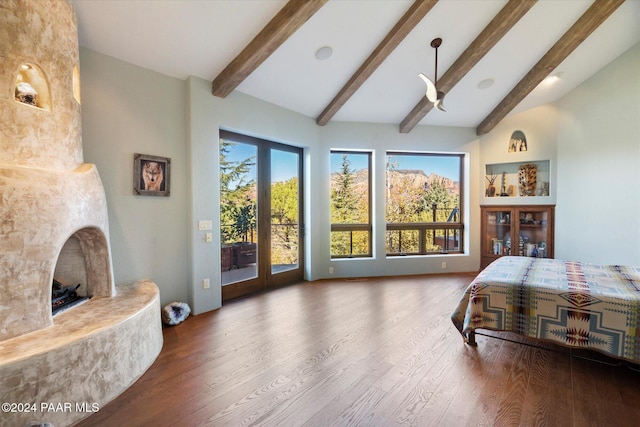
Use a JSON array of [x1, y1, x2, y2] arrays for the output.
[[51, 227, 115, 316]]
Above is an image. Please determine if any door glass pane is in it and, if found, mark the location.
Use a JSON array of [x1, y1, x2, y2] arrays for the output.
[[220, 139, 257, 285], [271, 149, 299, 274]]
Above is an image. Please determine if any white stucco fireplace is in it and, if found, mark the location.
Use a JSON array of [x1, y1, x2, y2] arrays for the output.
[[0, 1, 163, 425]]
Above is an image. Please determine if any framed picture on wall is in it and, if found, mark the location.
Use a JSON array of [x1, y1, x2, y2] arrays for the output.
[[133, 153, 170, 197]]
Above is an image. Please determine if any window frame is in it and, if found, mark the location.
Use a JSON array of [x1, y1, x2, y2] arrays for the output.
[[385, 151, 464, 256], [330, 150, 373, 259]]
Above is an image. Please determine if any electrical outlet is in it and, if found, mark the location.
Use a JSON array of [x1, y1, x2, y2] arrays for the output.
[[203, 278, 210, 289], [329, 267, 334, 274], [205, 232, 212, 243], [441, 262, 447, 269]]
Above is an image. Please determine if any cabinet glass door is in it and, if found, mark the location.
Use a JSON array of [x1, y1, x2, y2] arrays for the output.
[[517, 208, 549, 258], [485, 210, 513, 257]]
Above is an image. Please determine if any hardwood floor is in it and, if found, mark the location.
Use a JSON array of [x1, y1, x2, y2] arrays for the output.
[[76, 274, 640, 426]]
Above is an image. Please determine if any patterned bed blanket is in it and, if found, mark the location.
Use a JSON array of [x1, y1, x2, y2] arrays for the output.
[[451, 256, 640, 364]]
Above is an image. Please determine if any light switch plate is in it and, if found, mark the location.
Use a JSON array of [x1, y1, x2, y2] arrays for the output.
[[198, 220, 212, 231]]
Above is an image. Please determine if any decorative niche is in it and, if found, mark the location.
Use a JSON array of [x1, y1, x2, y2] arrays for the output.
[[485, 160, 550, 199], [14, 62, 51, 110]]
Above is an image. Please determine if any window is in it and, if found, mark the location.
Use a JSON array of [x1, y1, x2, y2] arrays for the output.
[[386, 152, 464, 256], [330, 151, 372, 258]]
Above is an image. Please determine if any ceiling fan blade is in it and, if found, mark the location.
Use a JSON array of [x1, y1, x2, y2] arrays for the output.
[[435, 91, 447, 112], [418, 73, 438, 103]]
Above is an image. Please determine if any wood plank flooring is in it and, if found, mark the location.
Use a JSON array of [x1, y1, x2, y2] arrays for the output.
[[75, 274, 640, 426]]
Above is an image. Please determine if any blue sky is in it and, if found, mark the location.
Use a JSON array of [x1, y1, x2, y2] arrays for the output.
[[331, 152, 460, 181], [223, 142, 299, 185], [271, 150, 298, 183], [225, 143, 460, 185], [387, 154, 460, 180], [224, 142, 257, 185]]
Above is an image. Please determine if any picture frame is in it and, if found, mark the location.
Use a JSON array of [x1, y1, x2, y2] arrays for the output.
[[133, 153, 170, 197]]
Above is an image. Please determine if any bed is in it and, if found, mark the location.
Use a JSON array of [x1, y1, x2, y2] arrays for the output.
[[451, 256, 640, 364]]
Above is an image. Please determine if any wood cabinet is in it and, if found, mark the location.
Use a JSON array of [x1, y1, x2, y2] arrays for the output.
[[480, 205, 554, 269]]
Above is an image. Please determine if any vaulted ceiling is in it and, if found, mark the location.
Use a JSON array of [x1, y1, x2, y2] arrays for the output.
[[72, 0, 640, 135]]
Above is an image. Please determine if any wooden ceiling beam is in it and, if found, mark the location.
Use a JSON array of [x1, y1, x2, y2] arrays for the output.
[[316, 0, 438, 126], [399, 0, 537, 134], [476, 0, 624, 135], [212, 0, 328, 98]]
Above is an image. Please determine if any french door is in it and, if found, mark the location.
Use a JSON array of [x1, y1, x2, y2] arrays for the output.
[[219, 130, 304, 300]]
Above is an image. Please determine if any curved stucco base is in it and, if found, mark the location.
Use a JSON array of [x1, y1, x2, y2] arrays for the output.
[[0, 280, 163, 427]]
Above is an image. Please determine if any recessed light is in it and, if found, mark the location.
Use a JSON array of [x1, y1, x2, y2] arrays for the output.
[[477, 78, 494, 89], [315, 46, 333, 60]]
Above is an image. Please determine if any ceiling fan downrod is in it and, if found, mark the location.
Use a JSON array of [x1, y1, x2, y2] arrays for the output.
[[431, 37, 442, 86], [418, 37, 446, 112]]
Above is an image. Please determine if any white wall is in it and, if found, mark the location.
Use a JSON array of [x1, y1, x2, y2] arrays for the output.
[[80, 41, 640, 317], [554, 42, 640, 265], [80, 48, 190, 306], [186, 76, 321, 313], [319, 122, 480, 278], [478, 104, 559, 206], [81, 50, 482, 315], [185, 77, 481, 313], [478, 42, 640, 266]]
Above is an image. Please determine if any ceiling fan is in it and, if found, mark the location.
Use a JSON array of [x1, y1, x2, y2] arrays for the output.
[[419, 37, 446, 112]]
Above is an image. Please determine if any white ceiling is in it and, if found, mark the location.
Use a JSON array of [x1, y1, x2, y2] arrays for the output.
[[71, 0, 640, 129]]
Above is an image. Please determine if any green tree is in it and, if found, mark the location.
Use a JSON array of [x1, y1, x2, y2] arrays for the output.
[[385, 157, 462, 253], [271, 178, 298, 225], [421, 177, 452, 221], [331, 154, 362, 224], [219, 139, 256, 243], [330, 155, 369, 256], [385, 157, 423, 224], [421, 177, 459, 252], [271, 177, 299, 264]]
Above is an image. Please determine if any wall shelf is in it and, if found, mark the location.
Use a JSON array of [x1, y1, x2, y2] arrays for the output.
[[483, 160, 551, 205]]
